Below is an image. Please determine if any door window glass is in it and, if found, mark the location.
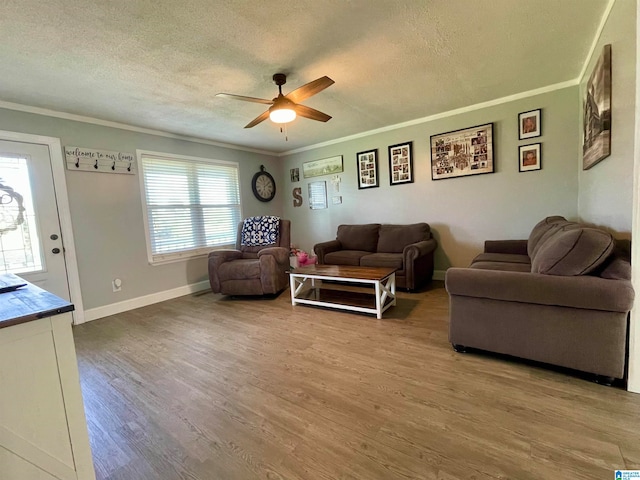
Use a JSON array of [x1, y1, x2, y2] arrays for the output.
[[0, 155, 43, 274]]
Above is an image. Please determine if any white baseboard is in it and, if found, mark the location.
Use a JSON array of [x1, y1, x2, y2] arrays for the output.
[[81, 280, 211, 323], [433, 270, 446, 281], [81, 271, 446, 323]]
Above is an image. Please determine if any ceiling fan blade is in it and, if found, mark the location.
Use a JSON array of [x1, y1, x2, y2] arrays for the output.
[[216, 93, 273, 105], [285, 76, 334, 103], [295, 104, 332, 123], [244, 110, 270, 128]]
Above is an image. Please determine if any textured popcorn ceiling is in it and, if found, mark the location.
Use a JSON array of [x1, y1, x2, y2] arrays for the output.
[[0, 0, 608, 153]]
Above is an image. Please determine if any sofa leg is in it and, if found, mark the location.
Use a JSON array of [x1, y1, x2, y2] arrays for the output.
[[593, 375, 615, 386], [452, 344, 467, 353]]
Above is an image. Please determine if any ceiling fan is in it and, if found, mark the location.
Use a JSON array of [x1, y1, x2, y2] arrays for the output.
[[217, 73, 334, 128]]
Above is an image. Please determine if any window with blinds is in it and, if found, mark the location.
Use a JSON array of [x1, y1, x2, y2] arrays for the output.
[[138, 151, 241, 264]]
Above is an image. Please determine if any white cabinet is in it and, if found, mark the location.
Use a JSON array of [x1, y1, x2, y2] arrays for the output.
[[0, 312, 95, 480]]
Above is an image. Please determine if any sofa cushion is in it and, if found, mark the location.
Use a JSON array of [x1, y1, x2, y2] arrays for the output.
[[598, 256, 632, 280], [324, 250, 370, 266], [377, 223, 430, 253], [218, 259, 261, 280], [472, 253, 531, 265], [527, 215, 567, 258], [470, 261, 532, 272], [593, 244, 631, 280], [336, 224, 380, 252], [360, 253, 404, 270], [531, 228, 615, 276]]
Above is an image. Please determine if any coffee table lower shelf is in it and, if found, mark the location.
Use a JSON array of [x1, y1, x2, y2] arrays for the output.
[[289, 265, 396, 319]]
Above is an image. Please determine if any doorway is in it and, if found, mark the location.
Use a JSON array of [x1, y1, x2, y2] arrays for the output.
[[0, 130, 84, 323]]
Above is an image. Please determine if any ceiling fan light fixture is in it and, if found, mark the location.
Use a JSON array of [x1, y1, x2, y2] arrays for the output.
[[220, 73, 333, 128], [269, 105, 296, 124]]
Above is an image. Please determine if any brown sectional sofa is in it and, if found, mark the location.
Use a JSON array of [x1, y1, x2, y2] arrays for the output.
[[313, 223, 437, 290], [446, 216, 635, 383]]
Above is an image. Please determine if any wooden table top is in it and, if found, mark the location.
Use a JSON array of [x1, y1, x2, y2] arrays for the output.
[[291, 264, 396, 281], [0, 274, 74, 329]]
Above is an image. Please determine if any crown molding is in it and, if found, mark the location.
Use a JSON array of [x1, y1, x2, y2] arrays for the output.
[[279, 79, 577, 156], [0, 100, 275, 156], [577, 0, 616, 83]]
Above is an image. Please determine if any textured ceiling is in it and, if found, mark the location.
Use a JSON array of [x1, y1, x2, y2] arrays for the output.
[[0, 0, 608, 153]]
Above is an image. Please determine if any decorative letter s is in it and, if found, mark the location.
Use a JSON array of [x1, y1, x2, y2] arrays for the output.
[[292, 187, 303, 207]]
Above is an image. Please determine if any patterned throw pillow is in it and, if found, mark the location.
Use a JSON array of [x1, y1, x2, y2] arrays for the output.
[[241, 216, 280, 246]]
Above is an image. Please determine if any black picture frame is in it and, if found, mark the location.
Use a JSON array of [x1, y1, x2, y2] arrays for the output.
[[430, 123, 494, 180], [518, 109, 542, 140], [519, 143, 542, 172], [356, 149, 379, 189], [388, 141, 413, 186]]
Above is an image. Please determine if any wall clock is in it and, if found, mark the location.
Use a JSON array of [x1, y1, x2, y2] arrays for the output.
[[252, 165, 276, 202]]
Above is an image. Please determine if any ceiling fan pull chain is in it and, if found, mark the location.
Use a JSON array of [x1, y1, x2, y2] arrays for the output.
[[278, 125, 289, 141]]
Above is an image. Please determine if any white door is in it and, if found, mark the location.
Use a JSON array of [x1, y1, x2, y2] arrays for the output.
[[0, 140, 70, 300]]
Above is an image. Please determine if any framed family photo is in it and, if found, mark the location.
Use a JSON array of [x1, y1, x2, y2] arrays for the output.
[[388, 141, 413, 185], [519, 143, 541, 172], [430, 123, 494, 180], [356, 149, 379, 189], [518, 109, 541, 140]]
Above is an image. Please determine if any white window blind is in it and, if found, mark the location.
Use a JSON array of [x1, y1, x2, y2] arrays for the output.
[[139, 152, 241, 264]]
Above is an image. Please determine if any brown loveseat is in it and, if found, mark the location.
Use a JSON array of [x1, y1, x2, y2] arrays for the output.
[[446, 216, 635, 383], [313, 223, 437, 290]]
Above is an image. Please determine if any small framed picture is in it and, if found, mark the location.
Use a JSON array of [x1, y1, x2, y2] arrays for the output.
[[519, 143, 542, 172], [388, 141, 413, 185], [518, 109, 541, 139], [356, 149, 379, 189], [290, 167, 300, 182]]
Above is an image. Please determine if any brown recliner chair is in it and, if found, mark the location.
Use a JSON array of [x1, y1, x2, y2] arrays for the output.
[[208, 218, 291, 296]]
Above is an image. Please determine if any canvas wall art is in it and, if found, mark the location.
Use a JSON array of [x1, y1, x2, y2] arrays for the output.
[[582, 44, 612, 170]]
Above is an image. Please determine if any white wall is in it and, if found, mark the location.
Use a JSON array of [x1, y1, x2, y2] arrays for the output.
[[0, 108, 282, 311], [282, 86, 580, 273]]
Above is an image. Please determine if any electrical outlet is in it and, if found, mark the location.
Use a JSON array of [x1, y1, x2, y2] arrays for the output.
[[112, 278, 122, 292]]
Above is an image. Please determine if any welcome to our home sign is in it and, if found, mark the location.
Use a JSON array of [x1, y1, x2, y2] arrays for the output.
[[64, 146, 136, 175]]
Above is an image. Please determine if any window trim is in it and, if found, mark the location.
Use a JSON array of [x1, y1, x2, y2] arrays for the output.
[[137, 149, 242, 265]]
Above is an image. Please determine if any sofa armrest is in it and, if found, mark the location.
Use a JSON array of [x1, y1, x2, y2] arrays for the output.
[[445, 267, 634, 313], [484, 240, 528, 255], [401, 238, 437, 289], [208, 249, 243, 292], [257, 246, 289, 264], [403, 238, 437, 259], [208, 249, 243, 262], [313, 239, 342, 264]]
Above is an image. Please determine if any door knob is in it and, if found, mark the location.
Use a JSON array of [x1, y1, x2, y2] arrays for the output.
[[50, 234, 59, 240], [52, 248, 61, 254]]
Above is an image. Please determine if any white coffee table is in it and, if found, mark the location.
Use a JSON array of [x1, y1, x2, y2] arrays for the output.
[[289, 264, 396, 319]]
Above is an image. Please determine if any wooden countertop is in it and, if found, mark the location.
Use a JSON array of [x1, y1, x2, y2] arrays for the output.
[[0, 274, 74, 329]]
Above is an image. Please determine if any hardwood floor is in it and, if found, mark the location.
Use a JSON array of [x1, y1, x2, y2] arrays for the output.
[[73, 282, 640, 480]]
